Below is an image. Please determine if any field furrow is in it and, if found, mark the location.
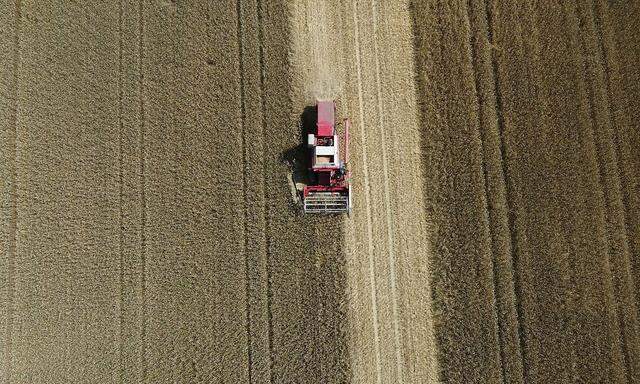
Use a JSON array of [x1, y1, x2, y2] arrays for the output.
[[236, 0, 271, 383], [467, 0, 525, 381]]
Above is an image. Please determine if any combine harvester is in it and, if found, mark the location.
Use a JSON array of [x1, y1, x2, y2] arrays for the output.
[[303, 100, 351, 214]]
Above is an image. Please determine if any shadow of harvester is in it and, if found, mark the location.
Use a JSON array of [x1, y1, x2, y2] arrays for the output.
[[280, 105, 317, 207]]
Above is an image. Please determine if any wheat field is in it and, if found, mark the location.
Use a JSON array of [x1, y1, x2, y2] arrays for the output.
[[1, 0, 639, 383]]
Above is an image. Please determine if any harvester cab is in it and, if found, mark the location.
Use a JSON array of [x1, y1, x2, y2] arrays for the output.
[[303, 100, 352, 214]]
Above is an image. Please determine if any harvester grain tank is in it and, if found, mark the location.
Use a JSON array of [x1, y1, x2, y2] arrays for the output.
[[303, 100, 351, 214]]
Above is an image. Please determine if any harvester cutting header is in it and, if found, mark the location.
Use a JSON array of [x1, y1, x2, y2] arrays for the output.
[[302, 100, 352, 214]]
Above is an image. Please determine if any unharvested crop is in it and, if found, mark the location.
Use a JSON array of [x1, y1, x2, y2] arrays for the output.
[[412, 0, 640, 382], [1, 0, 639, 383]]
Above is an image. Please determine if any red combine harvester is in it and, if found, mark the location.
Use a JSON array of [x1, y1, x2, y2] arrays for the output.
[[303, 100, 351, 214]]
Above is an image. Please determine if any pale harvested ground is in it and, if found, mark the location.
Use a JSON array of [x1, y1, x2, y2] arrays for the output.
[[1, 1, 639, 384], [291, 0, 439, 382]]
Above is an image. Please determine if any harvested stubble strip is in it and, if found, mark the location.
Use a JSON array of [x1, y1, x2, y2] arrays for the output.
[[368, 0, 439, 382], [337, 0, 386, 382], [351, 1, 408, 382]]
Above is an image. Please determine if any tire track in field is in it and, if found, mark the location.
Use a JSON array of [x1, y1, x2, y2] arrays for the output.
[[607, 3, 640, 297], [5, 1, 21, 381], [369, 0, 403, 381], [565, 2, 629, 382], [235, 0, 271, 380], [571, 2, 630, 382], [583, 60, 632, 384], [593, 3, 636, 262], [603, 3, 640, 297], [117, 0, 125, 381], [481, 0, 528, 379], [255, 1, 274, 382], [581, 2, 637, 380], [462, 0, 506, 381], [607, 5, 640, 364], [136, 0, 147, 381], [118, 3, 146, 380], [482, 0, 545, 380], [351, 1, 383, 381], [235, 0, 253, 381], [595, 0, 640, 307], [591, 1, 639, 379]]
